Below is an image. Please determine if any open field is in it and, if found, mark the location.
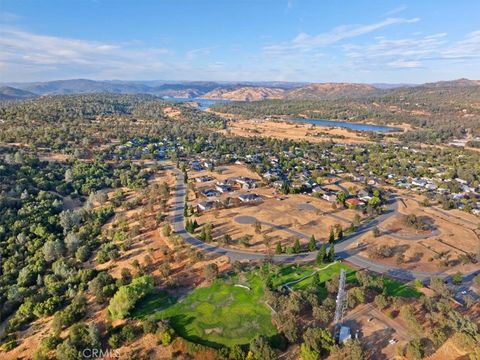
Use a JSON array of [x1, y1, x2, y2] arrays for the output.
[[139, 273, 277, 348], [190, 163, 262, 183], [274, 262, 356, 290], [354, 193, 480, 274], [194, 192, 362, 252], [219, 118, 375, 145]]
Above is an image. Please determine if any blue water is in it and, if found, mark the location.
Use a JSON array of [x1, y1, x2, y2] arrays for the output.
[[290, 118, 400, 133], [162, 97, 230, 110]]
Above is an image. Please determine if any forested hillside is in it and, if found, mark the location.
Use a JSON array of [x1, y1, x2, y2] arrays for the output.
[[212, 84, 480, 142]]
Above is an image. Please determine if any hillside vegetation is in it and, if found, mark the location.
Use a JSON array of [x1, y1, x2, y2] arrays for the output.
[[213, 83, 480, 141]]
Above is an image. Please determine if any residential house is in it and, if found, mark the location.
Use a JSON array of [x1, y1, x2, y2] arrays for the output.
[[201, 189, 220, 197], [238, 193, 262, 203], [312, 186, 325, 195], [195, 175, 214, 183], [197, 201, 217, 212], [232, 177, 257, 189], [215, 183, 233, 193], [190, 160, 203, 171], [322, 191, 337, 203], [357, 189, 372, 202], [346, 198, 364, 208]]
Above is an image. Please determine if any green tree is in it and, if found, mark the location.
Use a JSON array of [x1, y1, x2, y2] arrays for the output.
[[452, 272, 462, 285], [108, 275, 153, 319], [328, 228, 335, 244], [303, 327, 335, 355], [249, 335, 276, 360], [337, 191, 347, 206], [293, 238, 301, 253], [229, 344, 246, 360], [308, 235, 317, 252], [336, 227, 343, 241], [317, 244, 326, 264], [327, 245, 335, 262], [300, 343, 320, 360], [275, 242, 283, 254], [162, 223, 171, 237]]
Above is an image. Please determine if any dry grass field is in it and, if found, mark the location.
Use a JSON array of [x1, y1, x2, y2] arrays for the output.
[[354, 193, 480, 273], [220, 118, 374, 145]]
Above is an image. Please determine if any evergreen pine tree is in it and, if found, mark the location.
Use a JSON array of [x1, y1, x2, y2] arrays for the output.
[[328, 228, 335, 244], [275, 242, 283, 254], [308, 235, 317, 252], [200, 226, 206, 241], [204, 224, 213, 242], [293, 238, 301, 253], [337, 227, 343, 240], [317, 244, 326, 264], [328, 245, 335, 262]]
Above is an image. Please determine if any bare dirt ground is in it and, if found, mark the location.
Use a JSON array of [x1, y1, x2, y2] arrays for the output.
[[425, 338, 470, 360], [162, 106, 181, 119], [343, 304, 409, 360], [353, 193, 480, 274]]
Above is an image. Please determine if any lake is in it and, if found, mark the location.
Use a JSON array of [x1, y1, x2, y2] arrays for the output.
[[289, 118, 401, 133], [162, 97, 230, 110]]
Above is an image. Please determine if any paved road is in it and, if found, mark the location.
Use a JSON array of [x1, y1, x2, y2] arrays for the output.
[[171, 168, 479, 282]]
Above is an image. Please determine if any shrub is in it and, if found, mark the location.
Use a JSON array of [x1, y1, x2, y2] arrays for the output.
[[108, 275, 153, 319]]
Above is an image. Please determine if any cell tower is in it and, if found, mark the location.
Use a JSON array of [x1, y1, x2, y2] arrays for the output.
[[333, 268, 347, 325]]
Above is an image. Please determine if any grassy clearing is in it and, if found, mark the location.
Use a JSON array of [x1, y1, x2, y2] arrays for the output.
[[269, 263, 316, 289], [132, 290, 174, 318], [289, 262, 356, 291], [136, 273, 277, 348], [382, 278, 421, 298]]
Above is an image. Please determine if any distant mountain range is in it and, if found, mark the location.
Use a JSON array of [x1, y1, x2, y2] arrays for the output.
[[1, 78, 479, 101], [0, 86, 37, 101]]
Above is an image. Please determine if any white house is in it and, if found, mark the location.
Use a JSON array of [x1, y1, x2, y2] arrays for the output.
[[197, 201, 216, 212], [238, 193, 262, 203]]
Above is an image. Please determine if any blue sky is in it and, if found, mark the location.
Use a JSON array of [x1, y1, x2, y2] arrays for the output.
[[1, 0, 480, 83]]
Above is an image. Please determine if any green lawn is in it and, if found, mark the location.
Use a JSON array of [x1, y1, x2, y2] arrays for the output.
[[269, 262, 420, 298], [382, 278, 421, 298], [132, 262, 420, 348], [134, 273, 277, 348], [269, 263, 316, 289]]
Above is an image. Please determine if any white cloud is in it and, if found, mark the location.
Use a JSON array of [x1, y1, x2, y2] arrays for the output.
[[343, 30, 480, 70], [263, 17, 420, 56], [383, 5, 407, 17], [0, 27, 211, 81]]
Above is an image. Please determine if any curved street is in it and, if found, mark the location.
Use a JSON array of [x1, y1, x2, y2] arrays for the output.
[[171, 168, 479, 282]]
